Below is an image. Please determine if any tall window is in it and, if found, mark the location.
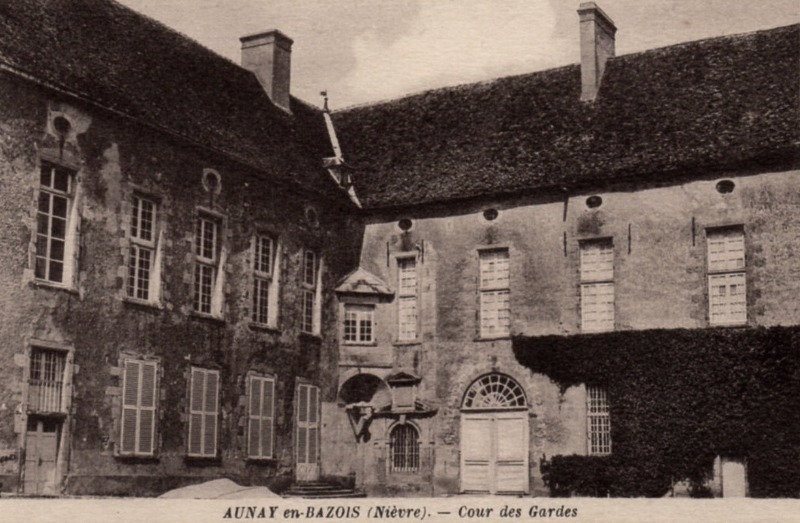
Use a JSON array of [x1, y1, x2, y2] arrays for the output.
[[343, 304, 374, 344], [247, 375, 275, 459], [252, 235, 277, 326], [194, 215, 223, 315], [127, 195, 160, 302], [707, 227, 746, 326], [188, 367, 219, 458], [479, 249, 510, 338], [389, 424, 420, 473], [301, 250, 319, 334], [587, 385, 611, 455], [35, 162, 77, 284], [28, 348, 66, 413], [397, 258, 418, 341], [580, 240, 614, 332], [120, 358, 158, 457]]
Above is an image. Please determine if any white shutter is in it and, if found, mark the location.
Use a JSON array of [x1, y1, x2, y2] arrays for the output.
[[268, 242, 281, 327], [138, 361, 157, 455], [120, 360, 140, 455], [248, 376, 275, 459], [211, 246, 227, 317], [204, 370, 219, 456], [149, 228, 164, 303], [188, 368, 204, 456], [62, 183, 82, 286]]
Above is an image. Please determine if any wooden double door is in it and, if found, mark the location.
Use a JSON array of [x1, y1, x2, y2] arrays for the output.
[[460, 410, 529, 494]]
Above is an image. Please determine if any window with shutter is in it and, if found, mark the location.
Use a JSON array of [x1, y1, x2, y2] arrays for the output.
[[479, 249, 510, 338], [252, 235, 280, 327], [193, 214, 226, 317], [119, 358, 158, 456], [580, 240, 614, 332], [247, 375, 275, 459], [188, 367, 219, 458], [707, 227, 747, 326]]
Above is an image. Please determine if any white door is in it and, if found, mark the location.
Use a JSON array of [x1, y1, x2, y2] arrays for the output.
[[460, 410, 529, 494], [722, 459, 747, 497], [24, 417, 60, 495], [296, 384, 320, 482]]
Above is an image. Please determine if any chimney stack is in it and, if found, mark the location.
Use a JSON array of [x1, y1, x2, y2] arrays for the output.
[[240, 30, 293, 112], [578, 2, 616, 102]]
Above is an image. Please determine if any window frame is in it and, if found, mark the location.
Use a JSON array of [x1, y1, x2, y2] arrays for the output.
[[396, 256, 419, 342], [187, 367, 220, 458], [587, 385, 611, 456], [706, 226, 747, 327], [246, 374, 276, 460], [388, 422, 421, 474], [252, 234, 278, 327], [34, 161, 79, 286], [119, 357, 159, 457], [579, 238, 615, 333], [343, 303, 375, 345], [300, 249, 321, 335], [478, 248, 511, 339], [28, 347, 67, 414], [126, 193, 162, 304], [193, 212, 227, 318]]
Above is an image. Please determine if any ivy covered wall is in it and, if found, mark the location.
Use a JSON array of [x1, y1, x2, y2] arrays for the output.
[[512, 326, 800, 497]]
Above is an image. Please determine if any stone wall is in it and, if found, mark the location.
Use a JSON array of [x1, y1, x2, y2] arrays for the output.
[[0, 73, 361, 495], [331, 160, 800, 495]]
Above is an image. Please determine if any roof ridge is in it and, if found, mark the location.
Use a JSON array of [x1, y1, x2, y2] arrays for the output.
[[334, 22, 799, 114]]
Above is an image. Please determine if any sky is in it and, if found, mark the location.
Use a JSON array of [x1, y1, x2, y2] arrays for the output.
[[117, 0, 799, 110]]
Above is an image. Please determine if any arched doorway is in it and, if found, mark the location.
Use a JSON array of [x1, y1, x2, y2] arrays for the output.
[[460, 373, 529, 494]]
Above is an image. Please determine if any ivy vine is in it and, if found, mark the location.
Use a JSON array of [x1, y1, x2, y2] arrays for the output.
[[513, 326, 800, 497]]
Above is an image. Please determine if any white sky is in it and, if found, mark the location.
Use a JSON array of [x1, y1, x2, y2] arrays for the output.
[[118, 0, 799, 109]]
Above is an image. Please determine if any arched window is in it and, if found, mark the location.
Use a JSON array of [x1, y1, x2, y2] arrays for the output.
[[389, 423, 419, 473], [462, 373, 526, 409]]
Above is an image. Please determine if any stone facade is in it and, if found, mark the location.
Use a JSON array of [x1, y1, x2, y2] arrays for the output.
[[0, 73, 360, 495], [323, 166, 800, 496]]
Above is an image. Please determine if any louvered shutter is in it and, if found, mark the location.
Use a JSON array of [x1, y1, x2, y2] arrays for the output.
[[308, 386, 319, 463], [203, 370, 219, 456], [121, 360, 140, 454], [138, 361, 157, 455], [248, 377, 263, 458], [261, 378, 274, 458], [188, 368, 204, 456], [297, 385, 308, 463]]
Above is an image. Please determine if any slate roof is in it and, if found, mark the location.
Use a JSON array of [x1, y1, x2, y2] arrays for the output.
[[334, 24, 800, 210], [0, 0, 341, 202]]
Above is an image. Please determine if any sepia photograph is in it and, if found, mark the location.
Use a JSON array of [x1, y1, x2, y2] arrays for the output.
[[0, 0, 798, 521]]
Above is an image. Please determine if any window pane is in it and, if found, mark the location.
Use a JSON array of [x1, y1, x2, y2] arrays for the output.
[[580, 240, 614, 282]]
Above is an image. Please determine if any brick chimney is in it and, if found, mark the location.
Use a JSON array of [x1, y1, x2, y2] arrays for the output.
[[578, 2, 616, 102], [240, 30, 293, 112]]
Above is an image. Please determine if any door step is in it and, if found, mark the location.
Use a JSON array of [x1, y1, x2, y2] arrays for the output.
[[283, 482, 366, 499]]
